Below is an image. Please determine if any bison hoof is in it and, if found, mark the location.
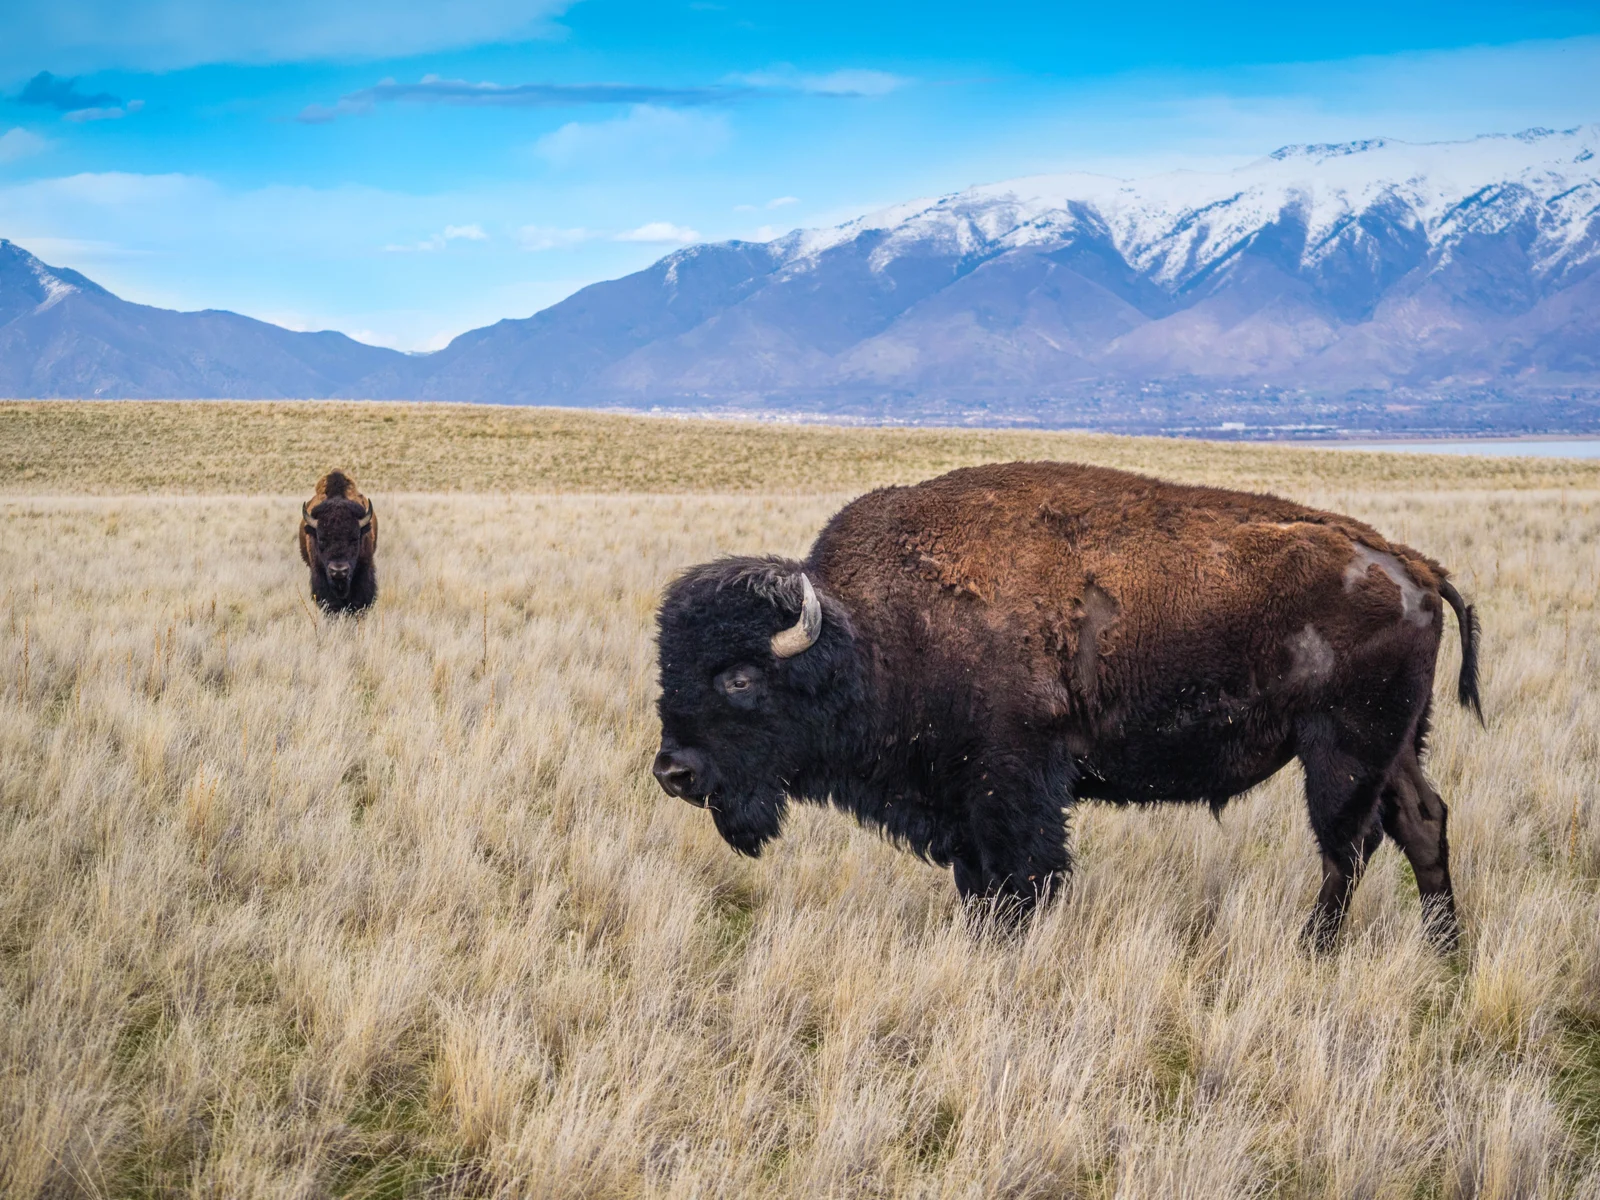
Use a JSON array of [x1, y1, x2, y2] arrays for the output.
[[1298, 909, 1343, 955], [1420, 898, 1461, 954]]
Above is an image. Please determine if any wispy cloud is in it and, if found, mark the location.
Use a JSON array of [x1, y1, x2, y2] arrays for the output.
[[535, 105, 729, 168], [15, 171, 204, 206], [515, 225, 594, 251], [615, 222, 700, 244], [300, 74, 743, 123], [17, 71, 118, 111], [383, 223, 488, 252], [730, 67, 908, 96], [15, 73, 145, 123], [734, 195, 801, 212], [1, 1, 574, 75], [299, 67, 912, 123], [15, 71, 143, 121], [64, 101, 143, 123], [0, 127, 50, 162]]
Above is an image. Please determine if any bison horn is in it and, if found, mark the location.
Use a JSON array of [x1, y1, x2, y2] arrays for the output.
[[359, 499, 373, 530], [770, 573, 822, 658], [302, 501, 318, 530]]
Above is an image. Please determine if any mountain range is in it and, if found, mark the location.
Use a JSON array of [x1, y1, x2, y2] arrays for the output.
[[5, 124, 1600, 435]]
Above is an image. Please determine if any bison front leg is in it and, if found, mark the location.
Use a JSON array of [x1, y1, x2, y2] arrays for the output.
[[951, 756, 1071, 918]]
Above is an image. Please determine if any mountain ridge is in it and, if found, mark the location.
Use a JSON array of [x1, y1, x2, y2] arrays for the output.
[[3, 124, 1599, 434], [0, 238, 406, 400]]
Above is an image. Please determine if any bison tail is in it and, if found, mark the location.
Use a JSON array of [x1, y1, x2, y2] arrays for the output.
[[1439, 579, 1482, 723]]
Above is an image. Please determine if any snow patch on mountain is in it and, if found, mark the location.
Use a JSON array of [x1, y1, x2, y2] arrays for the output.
[[766, 125, 1600, 289], [28, 260, 78, 312]]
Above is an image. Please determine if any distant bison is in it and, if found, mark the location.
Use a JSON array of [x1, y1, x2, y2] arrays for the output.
[[653, 461, 1480, 950], [299, 471, 377, 614]]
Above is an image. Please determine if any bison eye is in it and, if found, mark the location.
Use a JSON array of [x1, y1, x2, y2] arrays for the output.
[[714, 665, 763, 706]]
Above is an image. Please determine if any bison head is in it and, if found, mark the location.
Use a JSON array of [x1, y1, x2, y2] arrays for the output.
[[654, 558, 858, 856], [302, 495, 373, 601]]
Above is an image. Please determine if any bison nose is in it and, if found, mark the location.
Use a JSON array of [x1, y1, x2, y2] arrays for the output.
[[327, 561, 352, 577], [653, 747, 708, 804]]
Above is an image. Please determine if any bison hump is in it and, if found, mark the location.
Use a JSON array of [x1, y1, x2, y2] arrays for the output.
[[317, 470, 353, 500], [309, 470, 368, 511]]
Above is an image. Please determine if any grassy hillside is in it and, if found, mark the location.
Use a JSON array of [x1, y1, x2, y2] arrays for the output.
[[4, 400, 1600, 494], [1, 404, 1597, 1197]]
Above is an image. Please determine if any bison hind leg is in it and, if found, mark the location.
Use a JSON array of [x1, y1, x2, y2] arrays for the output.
[[1296, 711, 1393, 953], [1379, 747, 1460, 952]]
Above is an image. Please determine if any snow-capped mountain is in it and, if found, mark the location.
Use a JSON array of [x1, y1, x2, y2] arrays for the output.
[[5, 126, 1599, 434], [386, 125, 1600, 429], [775, 126, 1600, 295]]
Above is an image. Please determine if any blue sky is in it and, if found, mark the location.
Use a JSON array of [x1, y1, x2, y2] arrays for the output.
[[2, 1, 1599, 351]]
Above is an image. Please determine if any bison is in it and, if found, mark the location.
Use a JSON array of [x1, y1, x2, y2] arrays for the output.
[[299, 470, 377, 614], [653, 461, 1481, 950]]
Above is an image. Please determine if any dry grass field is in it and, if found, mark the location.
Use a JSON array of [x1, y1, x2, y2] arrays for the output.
[[1, 402, 1598, 1198]]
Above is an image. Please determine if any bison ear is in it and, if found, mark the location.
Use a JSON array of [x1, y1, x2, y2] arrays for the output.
[[770, 573, 822, 658], [302, 501, 318, 531]]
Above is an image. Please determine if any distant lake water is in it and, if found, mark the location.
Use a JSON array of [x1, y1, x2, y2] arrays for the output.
[[1284, 439, 1600, 459]]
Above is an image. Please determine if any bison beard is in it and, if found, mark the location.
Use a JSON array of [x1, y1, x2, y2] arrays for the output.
[[709, 788, 788, 858], [654, 462, 1482, 951]]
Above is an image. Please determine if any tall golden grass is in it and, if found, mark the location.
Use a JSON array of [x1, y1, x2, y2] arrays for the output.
[[0, 404, 1597, 1197]]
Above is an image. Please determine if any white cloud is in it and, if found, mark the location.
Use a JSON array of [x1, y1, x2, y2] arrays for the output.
[[0, 128, 50, 163], [615, 222, 700, 244], [63, 106, 127, 123], [732, 67, 908, 96], [18, 171, 211, 206], [734, 195, 800, 213], [298, 75, 736, 124], [800, 70, 906, 96], [299, 65, 907, 124], [384, 223, 489, 252], [515, 225, 593, 251], [0, 1, 574, 74], [535, 104, 729, 169]]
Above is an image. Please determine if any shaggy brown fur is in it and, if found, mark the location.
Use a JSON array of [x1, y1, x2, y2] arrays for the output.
[[654, 461, 1480, 950]]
